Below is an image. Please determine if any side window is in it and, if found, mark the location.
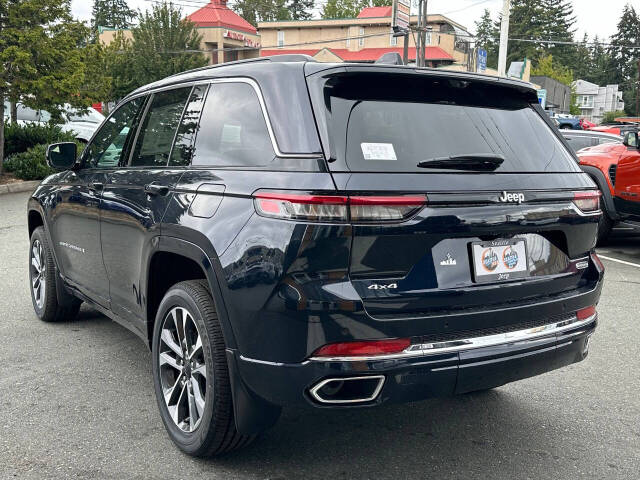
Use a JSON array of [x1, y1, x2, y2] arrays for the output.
[[169, 85, 208, 167], [130, 87, 191, 167], [83, 96, 145, 168], [192, 82, 275, 168]]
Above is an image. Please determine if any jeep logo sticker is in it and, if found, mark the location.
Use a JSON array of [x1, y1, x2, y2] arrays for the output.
[[498, 191, 525, 204]]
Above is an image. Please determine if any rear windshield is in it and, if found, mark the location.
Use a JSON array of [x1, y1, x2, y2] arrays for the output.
[[319, 73, 580, 173]]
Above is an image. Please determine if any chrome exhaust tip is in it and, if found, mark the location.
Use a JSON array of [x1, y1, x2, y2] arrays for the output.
[[309, 375, 385, 404]]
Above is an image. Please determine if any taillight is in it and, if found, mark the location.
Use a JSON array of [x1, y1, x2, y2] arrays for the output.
[[576, 305, 597, 321], [573, 190, 600, 213], [253, 191, 427, 223], [254, 192, 348, 222], [312, 338, 411, 357]]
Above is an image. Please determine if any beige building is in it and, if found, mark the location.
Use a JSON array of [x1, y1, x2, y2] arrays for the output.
[[258, 6, 472, 66]]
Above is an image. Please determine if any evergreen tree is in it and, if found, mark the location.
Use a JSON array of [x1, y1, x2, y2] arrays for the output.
[[608, 4, 640, 115], [503, 0, 546, 65], [103, 2, 208, 101], [287, 0, 315, 20], [474, 8, 498, 68], [572, 33, 593, 82], [589, 36, 615, 87], [91, 0, 137, 31], [539, 0, 577, 68], [0, 0, 109, 173], [233, 0, 291, 26]]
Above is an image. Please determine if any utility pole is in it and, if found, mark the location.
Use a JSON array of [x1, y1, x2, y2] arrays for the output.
[[415, 0, 428, 67], [497, 0, 510, 77]]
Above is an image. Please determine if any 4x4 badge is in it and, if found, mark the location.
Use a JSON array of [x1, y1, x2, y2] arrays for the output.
[[440, 253, 457, 266]]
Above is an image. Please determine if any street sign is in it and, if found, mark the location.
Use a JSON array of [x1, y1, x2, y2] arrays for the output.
[[477, 48, 487, 72], [392, 0, 411, 33], [537, 89, 547, 109]]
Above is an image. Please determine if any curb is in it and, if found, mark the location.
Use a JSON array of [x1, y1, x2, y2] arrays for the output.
[[0, 180, 41, 196]]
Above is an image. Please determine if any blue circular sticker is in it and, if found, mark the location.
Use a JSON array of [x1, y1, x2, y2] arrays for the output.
[[481, 248, 499, 272], [502, 246, 519, 270]]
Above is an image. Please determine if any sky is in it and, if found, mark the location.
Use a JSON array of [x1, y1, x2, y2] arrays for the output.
[[71, 0, 629, 40]]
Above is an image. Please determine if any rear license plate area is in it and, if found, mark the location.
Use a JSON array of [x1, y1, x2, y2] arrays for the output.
[[471, 239, 529, 283]]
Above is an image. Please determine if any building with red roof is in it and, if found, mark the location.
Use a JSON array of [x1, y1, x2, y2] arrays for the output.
[[258, 6, 470, 67], [186, 0, 261, 64]]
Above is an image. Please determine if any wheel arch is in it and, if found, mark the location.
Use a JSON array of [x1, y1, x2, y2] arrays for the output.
[[145, 236, 238, 351]]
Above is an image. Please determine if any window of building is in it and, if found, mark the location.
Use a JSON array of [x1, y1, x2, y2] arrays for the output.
[[358, 27, 365, 47], [346, 28, 350, 47], [130, 87, 192, 167], [390, 34, 397, 46], [277, 30, 284, 48], [193, 82, 275, 168], [580, 95, 594, 108]]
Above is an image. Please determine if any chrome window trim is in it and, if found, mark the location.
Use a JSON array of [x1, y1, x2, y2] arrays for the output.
[[309, 313, 597, 362]]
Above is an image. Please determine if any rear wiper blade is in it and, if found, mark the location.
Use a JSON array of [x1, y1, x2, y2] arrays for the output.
[[417, 154, 505, 171]]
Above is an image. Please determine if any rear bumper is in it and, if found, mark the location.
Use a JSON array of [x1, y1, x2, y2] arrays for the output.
[[230, 313, 597, 408]]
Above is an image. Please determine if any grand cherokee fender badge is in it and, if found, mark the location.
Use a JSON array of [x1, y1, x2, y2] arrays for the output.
[[498, 191, 525, 204], [59, 241, 85, 254], [440, 253, 457, 266], [367, 283, 397, 290]]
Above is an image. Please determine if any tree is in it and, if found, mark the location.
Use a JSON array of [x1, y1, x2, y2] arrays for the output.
[[474, 9, 498, 68], [608, 4, 640, 115], [103, 2, 208, 103], [321, 0, 368, 19], [233, 0, 291, 26], [504, 0, 546, 65], [539, 0, 577, 68], [287, 0, 315, 20], [0, 0, 109, 174], [91, 0, 137, 32]]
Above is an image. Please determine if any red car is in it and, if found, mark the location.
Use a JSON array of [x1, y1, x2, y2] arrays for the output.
[[613, 132, 640, 221], [577, 131, 640, 240]]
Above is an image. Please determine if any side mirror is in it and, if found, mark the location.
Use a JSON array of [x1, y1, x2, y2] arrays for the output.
[[622, 132, 639, 149], [46, 142, 77, 170]]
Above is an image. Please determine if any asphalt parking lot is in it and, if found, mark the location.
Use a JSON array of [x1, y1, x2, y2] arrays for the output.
[[1, 190, 639, 479]]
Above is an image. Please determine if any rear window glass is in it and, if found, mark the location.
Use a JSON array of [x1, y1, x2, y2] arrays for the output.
[[321, 74, 580, 173]]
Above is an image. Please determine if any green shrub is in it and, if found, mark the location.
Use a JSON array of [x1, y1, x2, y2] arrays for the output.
[[4, 122, 76, 158], [4, 144, 54, 180]]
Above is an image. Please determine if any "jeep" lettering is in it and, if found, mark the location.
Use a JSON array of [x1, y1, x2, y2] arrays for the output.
[[498, 191, 525, 204]]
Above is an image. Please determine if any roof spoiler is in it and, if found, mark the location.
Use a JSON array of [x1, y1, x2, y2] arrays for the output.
[[375, 52, 404, 65]]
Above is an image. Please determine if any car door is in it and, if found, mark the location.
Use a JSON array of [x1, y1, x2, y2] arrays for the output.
[[48, 96, 145, 306], [614, 132, 640, 218], [100, 86, 197, 328]]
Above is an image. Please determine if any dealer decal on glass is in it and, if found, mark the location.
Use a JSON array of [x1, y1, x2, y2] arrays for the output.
[[470, 239, 529, 283]]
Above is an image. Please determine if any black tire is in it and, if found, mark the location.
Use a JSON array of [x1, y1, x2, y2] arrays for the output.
[[597, 204, 614, 244], [151, 280, 254, 456], [29, 227, 81, 322]]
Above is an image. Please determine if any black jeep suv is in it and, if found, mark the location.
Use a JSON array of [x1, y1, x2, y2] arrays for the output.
[[28, 56, 604, 456]]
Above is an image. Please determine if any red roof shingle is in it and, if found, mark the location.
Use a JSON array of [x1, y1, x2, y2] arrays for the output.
[[186, 0, 256, 34], [357, 6, 393, 18]]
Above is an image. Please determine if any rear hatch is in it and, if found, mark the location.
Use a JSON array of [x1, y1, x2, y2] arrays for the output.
[[307, 67, 601, 321]]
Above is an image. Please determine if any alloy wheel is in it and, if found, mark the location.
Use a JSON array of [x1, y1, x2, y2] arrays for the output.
[[159, 306, 208, 433], [30, 240, 46, 309]]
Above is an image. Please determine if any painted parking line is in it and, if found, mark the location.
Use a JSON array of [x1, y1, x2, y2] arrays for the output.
[[598, 254, 640, 269]]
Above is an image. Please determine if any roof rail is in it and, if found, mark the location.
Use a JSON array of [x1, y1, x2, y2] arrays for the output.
[[165, 54, 316, 79]]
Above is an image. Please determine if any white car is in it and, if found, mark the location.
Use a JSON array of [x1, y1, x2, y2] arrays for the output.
[[4, 102, 105, 142]]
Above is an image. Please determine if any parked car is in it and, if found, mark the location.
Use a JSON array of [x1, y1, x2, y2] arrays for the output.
[[3, 102, 104, 142], [587, 123, 639, 136], [561, 130, 621, 153], [28, 57, 603, 456], [612, 131, 640, 221], [580, 118, 596, 129], [556, 116, 582, 130], [577, 129, 640, 240]]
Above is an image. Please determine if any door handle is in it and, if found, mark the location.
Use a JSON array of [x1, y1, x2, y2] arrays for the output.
[[144, 183, 170, 196], [88, 181, 103, 193]]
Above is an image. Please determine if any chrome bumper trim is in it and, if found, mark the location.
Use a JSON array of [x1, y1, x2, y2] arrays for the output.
[[309, 313, 597, 362]]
